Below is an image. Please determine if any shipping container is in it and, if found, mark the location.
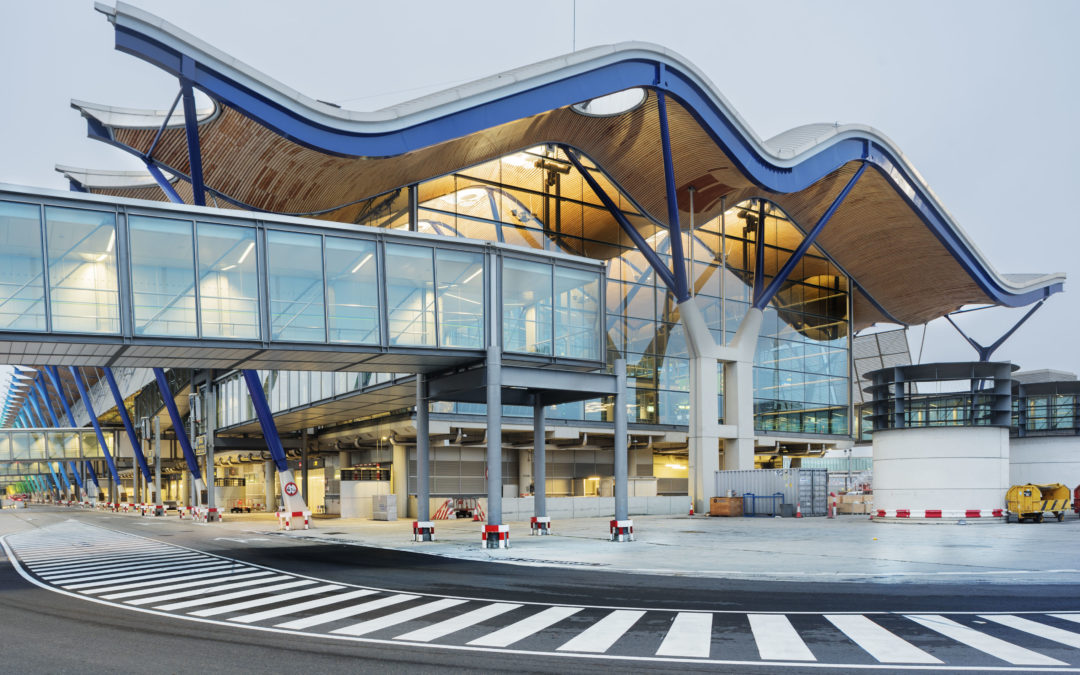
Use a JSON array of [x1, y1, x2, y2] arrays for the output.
[[714, 469, 829, 516]]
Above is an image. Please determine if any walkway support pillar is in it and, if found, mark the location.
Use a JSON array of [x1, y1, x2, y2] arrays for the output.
[[103, 368, 153, 500], [241, 370, 310, 528], [611, 359, 634, 542], [264, 460, 275, 512], [483, 345, 508, 548], [413, 373, 434, 541], [152, 368, 204, 515], [205, 383, 219, 521], [531, 402, 549, 535], [153, 415, 164, 516], [71, 367, 122, 507]]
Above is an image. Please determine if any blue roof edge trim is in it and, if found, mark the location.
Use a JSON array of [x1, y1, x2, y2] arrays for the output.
[[94, 2, 1063, 312]]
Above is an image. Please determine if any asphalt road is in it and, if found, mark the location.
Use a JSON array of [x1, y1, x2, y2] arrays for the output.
[[2, 507, 1079, 674]]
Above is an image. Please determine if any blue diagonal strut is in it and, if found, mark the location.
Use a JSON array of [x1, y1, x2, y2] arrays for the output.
[[45, 365, 78, 426], [152, 367, 203, 482], [33, 374, 61, 427], [656, 90, 689, 302], [754, 162, 868, 310], [70, 366, 122, 489], [104, 367, 153, 483], [241, 370, 290, 473], [179, 55, 206, 206]]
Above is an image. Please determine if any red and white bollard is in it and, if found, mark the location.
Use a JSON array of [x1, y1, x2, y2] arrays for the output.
[[482, 524, 510, 549], [610, 519, 634, 542], [530, 516, 551, 535], [829, 492, 837, 519], [413, 521, 435, 541]]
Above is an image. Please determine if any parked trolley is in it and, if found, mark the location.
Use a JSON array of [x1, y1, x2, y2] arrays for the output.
[[1006, 483, 1071, 523]]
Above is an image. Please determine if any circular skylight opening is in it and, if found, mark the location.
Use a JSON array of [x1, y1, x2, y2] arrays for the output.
[[571, 88, 647, 117]]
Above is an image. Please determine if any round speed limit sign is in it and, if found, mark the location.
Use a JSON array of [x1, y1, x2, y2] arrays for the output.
[[284, 481, 298, 497]]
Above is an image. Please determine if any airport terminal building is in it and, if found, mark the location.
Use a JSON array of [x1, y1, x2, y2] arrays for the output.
[[0, 4, 1065, 535]]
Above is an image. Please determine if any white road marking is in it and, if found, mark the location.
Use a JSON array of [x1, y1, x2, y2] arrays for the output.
[[155, 579, 316, 612], [43, 559, 207, 581], [127, 575, 297, 606], [190, 585, 345, 618], [557, 609, 645, 653], [825, 614, 942, 664], [748, 614, 816, 661], [332, 598, 468, 636], [980, 614, 1080, 649], [905, 615, 1066, 666], [469, 606, 583, 648], [1049, 613, 1080, 626], [275, 594, 417, 630], [101, 571, 275, 599], [656, 612, 712, 658], [63, 562, 233, 589], [31, 553, 202, 574], [394, 602, 522, 643], [85, 568, 255, 595], [231, 589, 378, 624]]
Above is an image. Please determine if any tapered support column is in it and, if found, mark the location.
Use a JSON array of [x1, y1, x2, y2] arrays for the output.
[[483, 346, 507, 548], [205, 385, 219, 521], [153, 416, 164, 516], [531, 402, 549, 535], [611, 359, 633, 542], [413, 373, 434, 541], [264, 460, 275, 512]]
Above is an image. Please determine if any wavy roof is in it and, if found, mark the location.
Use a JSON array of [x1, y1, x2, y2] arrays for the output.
[[64, 1, 1064, 329]]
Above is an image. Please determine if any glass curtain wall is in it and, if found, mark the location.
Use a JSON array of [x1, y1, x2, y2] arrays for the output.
[[355, 147, 850, 433]]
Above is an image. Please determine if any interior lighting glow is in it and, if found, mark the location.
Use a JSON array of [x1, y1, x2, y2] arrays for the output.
[[237, 241, 255, 265], [665, 463, 687, 471], [350, 253, 373, 274], [462, 268, 482, 284], [105, 229, 115, 253], [221, 264, 236, 271]]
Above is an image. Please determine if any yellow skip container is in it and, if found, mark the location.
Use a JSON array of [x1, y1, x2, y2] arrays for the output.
[[1006, 484, 1071, 523]]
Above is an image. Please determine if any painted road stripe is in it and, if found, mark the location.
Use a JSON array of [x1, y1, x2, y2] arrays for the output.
[[468, 606, 583, 648], [27, 552, 182, 571], [44, 560, 207, 582], [32, 553, 201, 574], [1049, 613, 1080, 626], [825, 614, 942, 664], [190, 585, 345, 618], [128, 575, 297, 606], [557, 609, 646, 653], [20, 542, 168, 558], [21, 547, 170, 565], [749, 614, 816, 661], [656, 612, 712, 658], [980, 614, 1080, 649], [231, 589, 379, 624], [276, 594, 417, 630], [332, 598, 468, 636], [64, 563, 232, 589], [394, 603, 522, 643], [101, 571, 275, 599], [86, 568, 257, 595], [905, 615, 1066, 666], [155, 580, 316, 612]]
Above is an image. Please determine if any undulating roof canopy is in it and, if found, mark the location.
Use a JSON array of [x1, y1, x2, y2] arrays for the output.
[[61, 1, 1064, 331]]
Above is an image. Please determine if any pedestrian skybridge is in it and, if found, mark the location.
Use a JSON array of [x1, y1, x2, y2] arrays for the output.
[[0, 184, 605, 373]]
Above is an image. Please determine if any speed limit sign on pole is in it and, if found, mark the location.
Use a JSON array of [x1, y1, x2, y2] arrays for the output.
[[284, 482, 298, 497]]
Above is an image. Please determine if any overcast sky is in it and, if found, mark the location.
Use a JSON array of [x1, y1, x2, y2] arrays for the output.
[[0, 0, 1077, 405]]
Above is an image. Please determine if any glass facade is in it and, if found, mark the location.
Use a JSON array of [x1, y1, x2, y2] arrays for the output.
[[0, 429, 119, 460], [198, 222, 259, 339], [325, 236, 379, 344], [0, 201, 47, 331], [267, 230, 325, 342], [45, 206, 119, 333], [352, 147, 850, 432], [129, 215, 197, 336]]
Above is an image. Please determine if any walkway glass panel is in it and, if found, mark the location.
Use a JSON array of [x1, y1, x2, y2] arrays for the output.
[[0, 201, 47, 331], [45, 206, 119, 333], [129, 215, 197, 336], [267, 230, 325, 342], [325, 236, 378, 344], [198, 222, 259, 339]]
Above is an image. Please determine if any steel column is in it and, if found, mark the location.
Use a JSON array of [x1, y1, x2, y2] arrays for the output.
[[533, 401, 546, 518], [153, 415, 162, 509], [70, 367, 122, 495], [144, 162, 184, 204], [26, 390, 46, 428], [415, 373, 430, 522], [240, 371, 289, 473], [206, 384, 216, 513], [104, 368, 152, 484], [613, 358, 628, 522], [67, 460, 85, 499], [151, 368, 203, 485], [753, 162, 868, 310], [55, 462, 72, 500], [486, 345, 502, 526]]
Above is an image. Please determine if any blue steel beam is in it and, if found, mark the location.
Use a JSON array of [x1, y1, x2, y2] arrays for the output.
[[241, 370, 289, 473], [104, 367, 153, 483], [46, 464, 62, 494], [563, 148, 681, 299], [754, 162, 868, 311], [104, 21, 1058, 310], [144, 162, 184, 204], [179, 56, 206, 206], [55, 462, 72, 493], [86, 461, 101, 489], [26, 389, 46, 428], [752, 200, 766, 304], [46, 365, 79, 426], [152, 368, 202, 482], [655, 90, 689, 302], [34, 374, 61, 427], [70, 367, 122, 488], [944, 299, 1046, 362], [67, 461, 85, 491]]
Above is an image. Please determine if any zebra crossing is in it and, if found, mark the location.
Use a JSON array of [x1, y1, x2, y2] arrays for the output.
[[3, 521, 1080, 669]]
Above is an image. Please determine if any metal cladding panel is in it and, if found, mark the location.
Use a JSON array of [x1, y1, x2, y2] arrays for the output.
[[714, 468, 827, 516]]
